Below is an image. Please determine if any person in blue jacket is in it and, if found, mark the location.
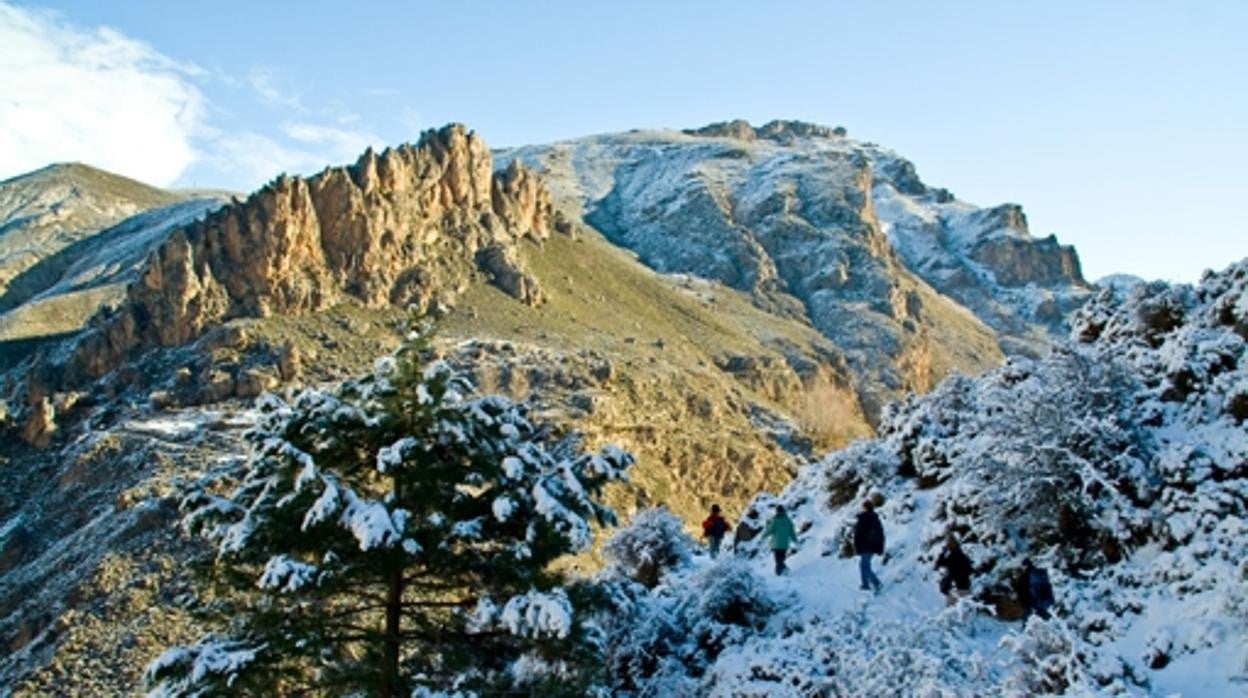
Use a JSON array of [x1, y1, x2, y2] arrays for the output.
[[764, 505, 797, 575]]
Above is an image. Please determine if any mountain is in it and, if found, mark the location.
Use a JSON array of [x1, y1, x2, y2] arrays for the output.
[[503, 119, 1089, 375], [0, 164, 230, 364], [0, 163, 219, 300], [0, 120, 1097, 693], [591, 258, 1247, 695]]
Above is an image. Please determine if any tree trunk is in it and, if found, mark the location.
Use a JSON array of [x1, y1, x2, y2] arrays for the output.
[[384, 564, 402, 696], [384, 471, 404, 696]]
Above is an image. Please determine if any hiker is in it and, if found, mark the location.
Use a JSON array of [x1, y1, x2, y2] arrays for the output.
[[764, 505, 797, 575], [732, 519, 757, 554], [853, 500, 884, 592], [702, 504, 731, 558], [1015, 558, 1055, 620], [935, 535, 973, 604]]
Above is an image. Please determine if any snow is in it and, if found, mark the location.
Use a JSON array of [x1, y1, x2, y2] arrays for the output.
[[300, 477, 340, 531], [376, 436, 417, 473], [144, 638, 263, 697], [499, 590, 574, 640], [339, 489, 400, 551], [123, 411, 213, 439], [501, 456, 524, 479], [492, 495, 515, 522], [257, 554, 317, 593], [450, 517, 484, 540]]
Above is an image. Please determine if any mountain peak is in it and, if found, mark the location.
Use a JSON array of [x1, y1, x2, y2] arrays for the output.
[[682, 119, 848, 142], [1, 162, 177, 207]]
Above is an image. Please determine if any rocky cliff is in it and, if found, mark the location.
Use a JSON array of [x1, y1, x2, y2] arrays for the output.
[[58, 125, 550, 383]]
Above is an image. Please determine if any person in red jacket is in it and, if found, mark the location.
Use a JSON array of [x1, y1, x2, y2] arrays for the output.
[[702, 504, 731, 558]]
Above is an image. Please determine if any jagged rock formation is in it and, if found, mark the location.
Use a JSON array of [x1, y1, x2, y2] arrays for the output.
[[965, 206, 1083, 287], [58, 125, 550, 384], [871, 170, 1090, 353], [684, 119, 849, 142]]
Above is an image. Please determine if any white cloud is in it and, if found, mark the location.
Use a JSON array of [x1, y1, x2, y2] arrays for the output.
[[192, 123, 383, 192], [0, 3, 405, 193], [284, 122, 382, 161], [197, 131, 317, 189], [0, 2, 205, 186], [248, 68, 303, 111]]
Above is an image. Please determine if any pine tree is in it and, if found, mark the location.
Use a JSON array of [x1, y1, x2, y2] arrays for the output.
[[146, 322, 633, 696]]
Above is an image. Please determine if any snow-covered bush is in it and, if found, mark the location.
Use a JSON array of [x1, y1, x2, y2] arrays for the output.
[[998, 618, 1095, 695], [596, 556, 781, 696], [603, 507, 695, 587]]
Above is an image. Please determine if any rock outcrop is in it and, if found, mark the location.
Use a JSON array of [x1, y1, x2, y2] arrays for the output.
[[64, 124, 551, 383], [684, 119, 848, 142], [964, 205, 1084, 287]]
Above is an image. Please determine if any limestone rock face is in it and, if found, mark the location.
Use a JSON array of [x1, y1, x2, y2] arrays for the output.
[[20, 396, 55, 447], [66, 124, 551, 382], [963, 206, 1083, 287], [971, 234, 1084, 287]]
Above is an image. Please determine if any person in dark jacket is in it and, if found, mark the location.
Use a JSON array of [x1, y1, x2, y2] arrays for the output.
[[935, 535, 973, 604], [732, 519, 757, 554], [1015, 558, 1055, 620], [764, 505, 797, 575], [853, 500, 884, 592], [702, 504, 731, 558]]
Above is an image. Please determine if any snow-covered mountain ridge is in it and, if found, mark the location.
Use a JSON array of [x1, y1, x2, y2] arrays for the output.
[[503, 119, 1090, 365], [597, 260, 1246, 695]]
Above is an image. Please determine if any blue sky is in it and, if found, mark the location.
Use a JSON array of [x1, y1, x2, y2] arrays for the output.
[[1, 1, 1244, 282]]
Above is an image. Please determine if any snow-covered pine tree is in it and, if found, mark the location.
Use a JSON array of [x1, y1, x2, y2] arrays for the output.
[[146, 322, 633, 697]]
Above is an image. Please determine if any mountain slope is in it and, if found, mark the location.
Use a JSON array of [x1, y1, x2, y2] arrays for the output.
[[0, 163, 217, 301], [0, 198, 226, 345], [0, 164, 230, 367]]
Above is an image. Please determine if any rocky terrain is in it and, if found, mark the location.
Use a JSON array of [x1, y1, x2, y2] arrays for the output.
[[0, 119, 1096, 694]]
